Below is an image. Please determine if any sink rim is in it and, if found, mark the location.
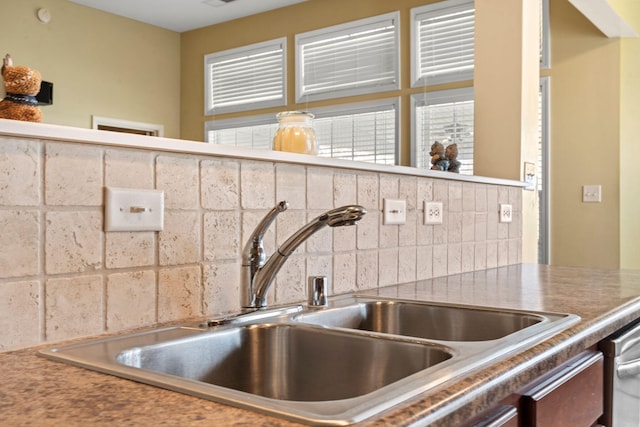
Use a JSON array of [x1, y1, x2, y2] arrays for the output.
[[38, 295, 581, 426]]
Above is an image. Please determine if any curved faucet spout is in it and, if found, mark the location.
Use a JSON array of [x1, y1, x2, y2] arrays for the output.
[[241, 200, 288, 308], [250, 205, 366, 308]]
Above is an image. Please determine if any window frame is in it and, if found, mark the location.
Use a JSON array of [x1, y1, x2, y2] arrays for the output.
[[204, 37, 287, 116], [410, 0, 475, 88], [295, 12, 401, 103], [410, 87, 474, 172]]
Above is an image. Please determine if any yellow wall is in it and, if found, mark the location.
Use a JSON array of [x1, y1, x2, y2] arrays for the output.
[[616, 1, 640, 269], [179, 0, 467, 163], [0, 0, 181, 137], [548, 0, 621, 268]]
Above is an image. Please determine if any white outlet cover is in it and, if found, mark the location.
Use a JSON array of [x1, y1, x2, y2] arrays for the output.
[[499, 204, 513, 223], [105, 187, 164, 232], [383, 199, 406, 225], [424, 201, 443, 224]]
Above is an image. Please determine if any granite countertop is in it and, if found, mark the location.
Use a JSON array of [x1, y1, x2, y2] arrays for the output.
[[4, 264, 640, 426]]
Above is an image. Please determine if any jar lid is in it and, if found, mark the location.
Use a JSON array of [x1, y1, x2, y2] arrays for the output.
[[276, 111, 315, 121]]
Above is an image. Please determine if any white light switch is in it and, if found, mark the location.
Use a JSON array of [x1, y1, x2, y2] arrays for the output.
[[104, 187, 164, 232], [383, 199, 406, 225], [582, 185, 602, 203]]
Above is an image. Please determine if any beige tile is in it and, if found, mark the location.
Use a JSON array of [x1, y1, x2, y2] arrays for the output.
[[417, 178, 434, 203], [461, 242, 475, 273], [201, 158, 240, 210], [334, 171, 357, 207], [486, 241, 498, 269], [105, 149, 154, 189], [156, 155, 199, 209], [378, 248, 398, 286], [475, 212, 488, 242], [356, 173, 379, 211], [240, 161, 275, 209], [0, 210, 39, 278], [276, 210, 307, 248], [333, 251, 356, 294], [158, 266, 202, 322], [416, 245, 433, 281], [0, 280, 40, 350], [307, 167, 333, 210], [379, 175, 399, 210], [0, 138, 41, 206], [462, 183, 475, 211], [355, 209, 378, 250], [399, 210, 417, 247], [476, 184, 488, 212], [449, 182, 462, 212], [447, 212, 462, 243], [274, 255, 306, 305], [432, 244, 448, 278], [45, 143, 103, 206], [333, 225, 356, 252], [107, 270, 156, 331], [462, 211, 475, 243], [105, 231, 155, 269], [203, 261, 241, 316], [399, 176, 417, 211], [45, 275, 103, 342], [475, 241, 487, 270], [307, 255, 333, 287], [159, 211, 200, 266], [305, 211, 332, 253], [356, 250, 378, 290], [204, 211, 240, 261], [398, 247, 417, 283], [275, 163, 306, 210], [447, 243, 462, 275], [380, 220, 399, 249], [45, 211, 102, 274]]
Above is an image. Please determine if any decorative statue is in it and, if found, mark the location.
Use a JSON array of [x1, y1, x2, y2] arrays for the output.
[[445, 143, 461, 173], [429, 141, 449, 171], [0, 54, 42, 122]]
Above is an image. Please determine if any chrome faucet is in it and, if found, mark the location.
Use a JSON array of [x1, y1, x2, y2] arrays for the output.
[[242, 201, 367, 309]]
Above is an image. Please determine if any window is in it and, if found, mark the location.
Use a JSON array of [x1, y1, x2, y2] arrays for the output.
[[205, 114, 277, 150], [205, 99, 399, 165], [412, 88, 474, 174], [411, 0, 475, 86], [314, 99, 399, 164], [296, 12, 400, 102], [204, 38, 286, 115]]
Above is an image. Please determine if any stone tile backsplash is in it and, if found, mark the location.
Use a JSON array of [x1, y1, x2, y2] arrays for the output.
[[0, 136, 522, 351]]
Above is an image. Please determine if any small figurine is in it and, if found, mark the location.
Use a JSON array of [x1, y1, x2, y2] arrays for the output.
[[0, 54, 43, 122], [445, 143, 461, 173], [429, 141, 449, 171]]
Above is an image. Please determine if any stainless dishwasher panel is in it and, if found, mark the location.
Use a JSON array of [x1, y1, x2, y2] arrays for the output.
[[600, 318, 640, 427]]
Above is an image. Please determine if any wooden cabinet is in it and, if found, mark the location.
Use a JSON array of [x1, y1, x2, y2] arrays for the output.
[[520, 350, 603, 427], [463, 405, 518, 427]]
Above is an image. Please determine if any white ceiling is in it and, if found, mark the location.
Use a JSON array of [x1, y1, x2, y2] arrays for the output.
[[68, 0, 308, 32]]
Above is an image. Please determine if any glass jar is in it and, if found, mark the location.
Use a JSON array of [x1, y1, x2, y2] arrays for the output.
[[272, 111, 317, 155]]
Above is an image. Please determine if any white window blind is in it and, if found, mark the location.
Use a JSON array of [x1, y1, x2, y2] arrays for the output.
[[296, 12, 400, 102], [412, 0, 474, 86], [205, 100, 399, 165], [314, 101, 398, 164], [413, 88, 474, 174], [204, 38, 286, 115]]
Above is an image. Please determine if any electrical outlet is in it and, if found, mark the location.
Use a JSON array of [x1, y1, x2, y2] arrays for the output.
[[424, 201, 443, 224], [582, 185, 602, 203], [499, 204, 513, 223], [383, 198, 406, 225]]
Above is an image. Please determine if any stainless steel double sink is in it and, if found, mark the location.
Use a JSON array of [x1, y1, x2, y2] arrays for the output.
[[40, 295, 580, 425]]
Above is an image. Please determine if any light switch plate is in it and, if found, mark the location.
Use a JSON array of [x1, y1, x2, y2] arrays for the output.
[[383, 199, 406, 225], [582, 185, 602, 203], [104, 187, 164, 232]]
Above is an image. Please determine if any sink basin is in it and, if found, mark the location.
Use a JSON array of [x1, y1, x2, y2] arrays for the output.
[[39, 296, 579, 425], [294, 299, 546, 341], [117, 323, 452, 401]]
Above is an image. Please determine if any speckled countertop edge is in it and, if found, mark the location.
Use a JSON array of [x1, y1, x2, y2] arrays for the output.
[[4, 264, 640, 427]]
